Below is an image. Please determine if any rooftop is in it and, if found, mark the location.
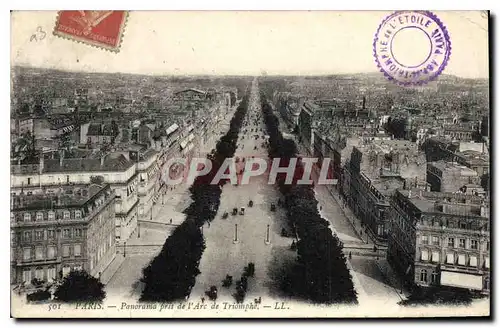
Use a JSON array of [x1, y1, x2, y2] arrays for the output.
[[43, 153, 134, 173], [11, 183, 109, 211], [371, 176, 406, 197], [456, 150, 489, 164], [429, 160, 478, 176], [398, 189, 487, 218], [174, 88, 207, 95]]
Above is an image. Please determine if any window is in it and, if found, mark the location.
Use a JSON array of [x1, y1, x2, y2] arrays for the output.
[[48, 211, 55, 220], [483, 277, 490, 290], [446, 253, 454, 264], [432, 251, 440, 263], [420, 249, 429, 261], [47, 267, 56, 281], [486, 241, 490, 251], [10, 213, 15, 224], [74, 244, 81, 257], [420, 269, 428, 282], [62, 245, 70, 257], [421, 235, 429, 245], [431, 272, 439, 284], [23, 248, 31, 261], [469, 256, 478, 267], [35, 268, 44, 280], [62, 266, 71, 277], [458, 254, 466, 266], [63, 211, 70, 220], [23, 269, 31, 283], [432, 236, 440, 246], [35, 231, 43, 241], [23, 213, 31, 222], [23, 231, 32, 242], [459, 238, 466, 248], [63, 229, 71, 239], [448, 237, 455, 247], [48, 230, 55, 239], [35, 246, 44, 260], [36, 212, 43, 221], [459, 221, 467, 229], [471, 240, 478, 250], [27, 177, 31, 185], [74, 228, 82, 238], [75, 210, 82, 220], [73, 265, 83, 271], [484, 257, 490, 269], [47, 246, 56, 259]]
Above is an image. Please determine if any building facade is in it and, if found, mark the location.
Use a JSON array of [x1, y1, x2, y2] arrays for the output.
[[10, 153, 139, 244], [342, 140, 427, 242], [427, 161, 480, 193], [10, 184, 116, 285], [388, 190, 490, 294]]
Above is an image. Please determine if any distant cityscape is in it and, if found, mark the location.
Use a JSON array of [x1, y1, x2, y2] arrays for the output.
[[10, 66, 490, 306]]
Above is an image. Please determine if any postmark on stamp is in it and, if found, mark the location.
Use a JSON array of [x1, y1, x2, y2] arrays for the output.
[[53, 11, 128, 52], [373, 11, 451, 86]]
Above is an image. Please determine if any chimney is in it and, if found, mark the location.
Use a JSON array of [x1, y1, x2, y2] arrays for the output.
[[100, 155, 105, 166]]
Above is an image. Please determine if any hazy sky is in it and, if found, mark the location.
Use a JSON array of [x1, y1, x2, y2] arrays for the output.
[[11, 11, 489, 78]]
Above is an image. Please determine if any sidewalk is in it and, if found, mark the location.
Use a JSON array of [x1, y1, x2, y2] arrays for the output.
[[100, 254, 126, 285], [374, 258, 410, 300], [289, 130, 381, 248]]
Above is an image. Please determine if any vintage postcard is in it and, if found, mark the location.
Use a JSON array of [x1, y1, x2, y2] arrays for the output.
[[10, 10, 490, 318]]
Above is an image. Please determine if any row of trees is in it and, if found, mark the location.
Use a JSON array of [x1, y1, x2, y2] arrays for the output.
[[260, 94, 358, 304], [140, 95, 250, 302]]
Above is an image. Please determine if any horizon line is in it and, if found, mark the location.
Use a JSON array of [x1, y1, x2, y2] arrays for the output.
[[11, 65, 489, 81]]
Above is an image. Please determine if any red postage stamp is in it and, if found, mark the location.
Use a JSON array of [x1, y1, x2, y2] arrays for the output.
[[53, 11, 128, 52]]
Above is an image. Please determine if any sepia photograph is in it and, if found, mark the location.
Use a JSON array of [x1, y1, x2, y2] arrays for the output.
[[9, 10, 490, 318]]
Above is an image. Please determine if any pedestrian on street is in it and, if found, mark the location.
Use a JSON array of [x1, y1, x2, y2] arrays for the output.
[[349, 252, 352, 260], [170, 219, 173, 224], [320, 205, 322, 211]]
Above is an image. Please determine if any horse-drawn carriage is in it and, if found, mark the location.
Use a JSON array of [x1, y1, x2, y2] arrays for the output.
[[205, 286, 218, 301]]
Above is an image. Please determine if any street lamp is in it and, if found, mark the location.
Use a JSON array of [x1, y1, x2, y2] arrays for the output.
[[233, 224, 239, 244], [138, 222, 141, 238], [265, 224, 270, 245], [123, 241, 127, 257]]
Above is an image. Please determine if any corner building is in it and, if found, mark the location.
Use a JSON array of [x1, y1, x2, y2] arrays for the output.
[[10, 184, 116, 285], [388, 190, 490, 294]]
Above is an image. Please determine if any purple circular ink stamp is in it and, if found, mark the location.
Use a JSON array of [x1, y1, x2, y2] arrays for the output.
[[373, 11, 451, 86]]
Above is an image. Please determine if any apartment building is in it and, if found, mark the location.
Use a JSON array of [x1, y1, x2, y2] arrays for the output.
[[10, 184, 116, 285], [388, 190, 490, 294], [10, 153, 139, 244]]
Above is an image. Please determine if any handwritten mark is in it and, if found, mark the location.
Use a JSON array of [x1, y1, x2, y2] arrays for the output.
[[30, 26, 46, 42]]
